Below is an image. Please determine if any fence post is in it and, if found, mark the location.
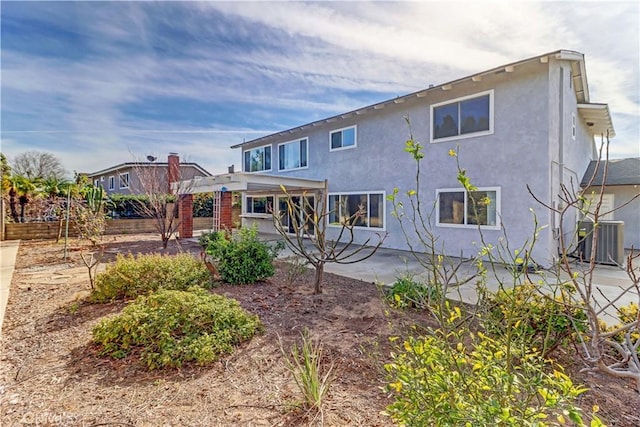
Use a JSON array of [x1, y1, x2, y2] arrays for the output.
[[0, 198, 5, 241]]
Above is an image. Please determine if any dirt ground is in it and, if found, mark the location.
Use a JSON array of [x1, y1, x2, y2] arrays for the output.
[[0, 233, 639, 426]]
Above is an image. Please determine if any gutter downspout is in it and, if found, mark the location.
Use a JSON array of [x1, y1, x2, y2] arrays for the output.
[[555, 66, 566, 252]]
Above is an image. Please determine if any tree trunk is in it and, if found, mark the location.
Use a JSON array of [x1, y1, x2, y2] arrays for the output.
[[56, 216, 63, 243], [19, 197, 27, 223], [9, 188, 18, 222], [313, 262, 324, 294], [162, 235, 169, 249]]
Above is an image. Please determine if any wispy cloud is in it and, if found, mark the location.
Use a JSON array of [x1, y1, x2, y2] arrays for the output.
[[1, 1, 638, 177]]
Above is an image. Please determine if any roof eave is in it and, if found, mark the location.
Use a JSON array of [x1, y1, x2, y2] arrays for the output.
[[578, 103, 615, 138], [231, 49, 590, 150], [87, 162, 212, 177]]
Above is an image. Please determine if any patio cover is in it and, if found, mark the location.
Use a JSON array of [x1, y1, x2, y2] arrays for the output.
[[173, 172, 327, 195]]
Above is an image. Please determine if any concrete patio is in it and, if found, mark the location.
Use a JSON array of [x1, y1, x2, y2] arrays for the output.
[[254, 232, 639, 324]]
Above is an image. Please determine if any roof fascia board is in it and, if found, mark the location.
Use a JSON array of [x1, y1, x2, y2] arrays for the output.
[[88, 162, 211, 177], [175, 173, 325, 194], [232, 49, 586, 150], [86, 163, 132, 177], [577, 103, 615, 137]]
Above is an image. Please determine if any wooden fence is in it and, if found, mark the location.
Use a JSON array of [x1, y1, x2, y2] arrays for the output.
[[4, 217, 219, 241]]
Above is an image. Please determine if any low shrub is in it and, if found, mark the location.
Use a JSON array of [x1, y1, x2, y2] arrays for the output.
[[198, 229, 229, 255], [384, 328, 600, 426], [91, 253, 211, 302], [205, 225, 281, 285], [485, 283, 587, 355], [606, 302, 639, 346], [386, 274, 439, 309], [281, 256, 309, 287], [93, 287, 262, 369]]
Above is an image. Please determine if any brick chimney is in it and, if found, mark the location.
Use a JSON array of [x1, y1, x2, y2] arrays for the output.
[[168, 153, 179, 194]]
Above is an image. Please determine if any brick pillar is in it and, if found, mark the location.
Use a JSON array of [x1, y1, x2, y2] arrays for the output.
[[178, 194, 193, 238], [168, 153, 179, 194], [220, 192, 233, 231]]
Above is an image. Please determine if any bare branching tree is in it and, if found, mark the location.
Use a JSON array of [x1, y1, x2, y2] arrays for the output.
[[271, 184, 387, 294], [529, 134, 640, 392], [131, 158, 194, 249], [11, 151, 66, 181]]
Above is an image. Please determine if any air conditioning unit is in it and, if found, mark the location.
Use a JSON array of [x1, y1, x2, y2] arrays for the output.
[[577, 220, 625, 265]]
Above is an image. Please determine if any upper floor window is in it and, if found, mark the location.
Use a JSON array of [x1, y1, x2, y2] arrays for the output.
[[571, 113, 577, 140], [436, 187, 500, 229], [328, 191, 384, 229], [119, 172, 129, 189], [244, 145, 272, 172], [279, 138, 308, 171], [330, 125, 356, 151], [431, 90, 493, 142], [108, 176, 115, 190], [93, 179, 99, 187]]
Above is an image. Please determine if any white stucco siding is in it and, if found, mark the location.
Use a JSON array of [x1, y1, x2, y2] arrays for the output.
[[614, 186, 640, 250], [237, 58, 601, 267]]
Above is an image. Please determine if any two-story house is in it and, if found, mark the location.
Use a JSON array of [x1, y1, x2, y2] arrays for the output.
[[85, 153, 211, 197], [180, 50, 628, 268]]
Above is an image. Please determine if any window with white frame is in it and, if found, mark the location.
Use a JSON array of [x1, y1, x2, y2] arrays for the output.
[[431, 91, 493, 142], [330, 125, 356, 151], [279, 138, 308, 171], [437, 188, 499, 228], [243, 145, 272, 172], [245, 196, 274, 215], [119, 172, 129, 189], [571, 113, 577, 140], [328, 192, 384, 229], [108, 176, 115, 190], [93, 179, 99, 187]]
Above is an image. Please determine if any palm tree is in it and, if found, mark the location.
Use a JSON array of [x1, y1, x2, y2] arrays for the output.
[[10, 175, 38, 222]]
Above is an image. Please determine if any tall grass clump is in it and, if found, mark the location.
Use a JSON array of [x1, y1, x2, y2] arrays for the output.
[[280, 328, 334, 420]]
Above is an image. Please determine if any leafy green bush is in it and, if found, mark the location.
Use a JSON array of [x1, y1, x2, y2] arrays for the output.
[[205, 226, 281, 285], [384, 328, 600, 426], [193, 193, 214, 217], [486, 283, 587, 355], [386, 274, 439, 309], [107, 194, 177, 218], [91, 253, 211, 302], [107, 194, 150, 218], [92, 287, 262, 369], [198, 229, 229, 255]]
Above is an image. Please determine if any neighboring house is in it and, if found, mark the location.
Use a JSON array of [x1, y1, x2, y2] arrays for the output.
[[182, 50, 630, 267], [84, 153, 211, 197], [580, 158, 640, 251]]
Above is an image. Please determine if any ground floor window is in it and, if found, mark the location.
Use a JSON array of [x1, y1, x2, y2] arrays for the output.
[[245, 195, 273, 214], [437, 187, 499, 228], [276, 195, 315, 234], [328, 192, 384, 229]]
